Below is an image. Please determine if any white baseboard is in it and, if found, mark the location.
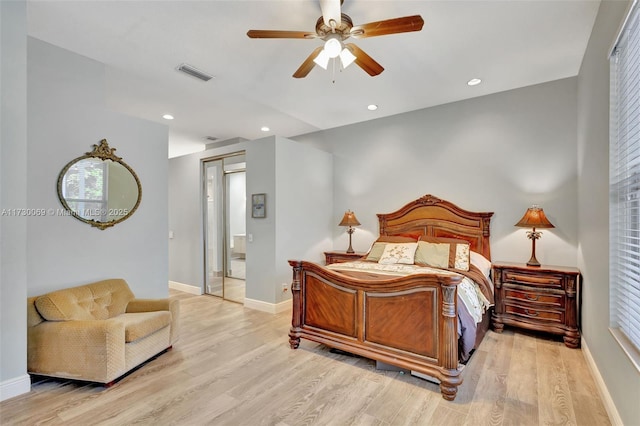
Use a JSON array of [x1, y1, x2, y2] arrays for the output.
[[581, 338, 623, 426], [244, 297, 291, 314], [169, 281, 292, 314], [0, 374, 30, 402], [169, 281, 202, 295]]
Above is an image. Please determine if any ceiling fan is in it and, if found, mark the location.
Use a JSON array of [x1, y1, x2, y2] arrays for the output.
[[246, 0, 424, 78]]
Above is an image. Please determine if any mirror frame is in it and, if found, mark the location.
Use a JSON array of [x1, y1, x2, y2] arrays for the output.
[[57, 139, 142, 230]]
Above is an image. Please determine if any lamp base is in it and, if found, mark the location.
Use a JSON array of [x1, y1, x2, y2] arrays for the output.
[[526, 257, 541, 267], [346, 227, 355, 253], [526, 236, 541, 267]]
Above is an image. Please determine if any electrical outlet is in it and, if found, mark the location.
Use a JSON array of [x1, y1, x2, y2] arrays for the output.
[[282, 283, 288, 293]]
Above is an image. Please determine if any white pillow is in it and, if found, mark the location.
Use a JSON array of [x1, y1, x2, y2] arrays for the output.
[[470, 251, 492, 279], [378, 243, 418, 265]]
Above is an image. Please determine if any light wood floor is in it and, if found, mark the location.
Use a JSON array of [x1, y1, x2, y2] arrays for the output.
[[1, 290, 610, 425]]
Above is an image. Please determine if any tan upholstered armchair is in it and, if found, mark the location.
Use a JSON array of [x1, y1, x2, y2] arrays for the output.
[[27, 278, 179, 385]]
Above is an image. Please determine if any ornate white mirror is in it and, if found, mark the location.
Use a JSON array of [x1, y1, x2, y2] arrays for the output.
[[57, 139, 141, 230]]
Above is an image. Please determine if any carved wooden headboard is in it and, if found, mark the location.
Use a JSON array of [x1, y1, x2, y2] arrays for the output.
[[377, 194, 494, 260]]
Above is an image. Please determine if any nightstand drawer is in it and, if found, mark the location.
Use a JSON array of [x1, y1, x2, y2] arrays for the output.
[[502, 270, 564, 290], [504, 303, 565, 324], [504, 287, 565, 309], [492, 262, 581, 348]]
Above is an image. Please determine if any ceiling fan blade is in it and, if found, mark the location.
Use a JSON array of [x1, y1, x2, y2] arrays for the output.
[[293, 46, 324, 78], [247, 30, 317, 39], [320, 0, 342, 27], [350, 15, 424, 38], [344, 43, 384, 76]]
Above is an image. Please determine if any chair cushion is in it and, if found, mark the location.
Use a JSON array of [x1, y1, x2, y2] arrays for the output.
[[35, 279, 134, 321], [117, 311, 171, 343]]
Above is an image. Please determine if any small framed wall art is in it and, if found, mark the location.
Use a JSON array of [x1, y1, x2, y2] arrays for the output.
[[251, 193, 266, 218]]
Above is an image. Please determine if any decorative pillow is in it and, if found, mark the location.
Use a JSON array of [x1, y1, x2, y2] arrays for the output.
[[417, 236, 471, 271], [470, 251, 492, 278], [365, 242, 387, 262], [378, 243, 418, 265], [414, 241, 450, 269], [365, 235, 419, 261], [453, 244, 471, 271]]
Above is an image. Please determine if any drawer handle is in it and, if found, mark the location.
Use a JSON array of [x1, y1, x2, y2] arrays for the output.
[[525, 294, 539, 301], [525, 309, 538, 317]]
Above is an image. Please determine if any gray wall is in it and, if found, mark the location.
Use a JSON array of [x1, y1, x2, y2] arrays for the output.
[[577, 1, 639, 424], [243, 135, 334, 305], [26, 38, 169, 298], [1, 27, 170, 399], [0, 0, 29, 399], [273, 136, 333, 304], [294, 78, 579, 267], [169, 136, 333, 305], [169, 140, 248, 289]]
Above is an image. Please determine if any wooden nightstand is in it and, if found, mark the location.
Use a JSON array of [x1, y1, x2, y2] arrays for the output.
[[491, 262, 581, 348], [324, 251, 366, 265]]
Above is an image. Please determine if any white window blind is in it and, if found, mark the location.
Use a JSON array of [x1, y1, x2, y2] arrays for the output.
[[610, 0, 640, 356]]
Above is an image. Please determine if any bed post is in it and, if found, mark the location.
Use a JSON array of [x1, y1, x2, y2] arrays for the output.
[[288, 260, 303, 349], [440, 281, 463, 401]]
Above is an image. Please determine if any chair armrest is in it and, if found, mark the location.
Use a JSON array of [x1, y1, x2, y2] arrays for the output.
[[28, 318, 126, 383], [126, 298, 180, 344], [126, 298, 170, 313]]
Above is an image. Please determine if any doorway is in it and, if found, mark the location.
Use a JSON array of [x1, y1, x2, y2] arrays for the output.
[[203, 153, 246, 303]]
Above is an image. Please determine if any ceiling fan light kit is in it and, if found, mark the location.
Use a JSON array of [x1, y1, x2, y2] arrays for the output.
[[247, 0, 424, 79], [313, 35, 357, 70], [339, 47, 356, 68]]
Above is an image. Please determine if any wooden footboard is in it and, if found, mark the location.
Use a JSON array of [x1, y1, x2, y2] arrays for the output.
[[288, 260, 465, 401]]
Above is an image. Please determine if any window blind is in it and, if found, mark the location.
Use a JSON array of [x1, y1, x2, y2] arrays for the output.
[[610, 0, 640, 353]]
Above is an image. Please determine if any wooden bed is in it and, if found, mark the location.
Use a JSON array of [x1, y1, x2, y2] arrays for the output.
[[288, 194, 494, 401]]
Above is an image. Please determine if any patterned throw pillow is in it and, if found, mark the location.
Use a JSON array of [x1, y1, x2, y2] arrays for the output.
[[378, 243, 418, 265], [453, 243, 470, 271], [417, 236, 471, 271], [364, 235, 419, 262]]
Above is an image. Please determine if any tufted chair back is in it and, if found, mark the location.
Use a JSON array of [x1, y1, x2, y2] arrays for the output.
[[34, 278, 135, 321]]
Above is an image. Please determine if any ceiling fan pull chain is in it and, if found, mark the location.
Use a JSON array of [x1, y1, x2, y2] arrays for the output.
[[332, 57, 337, 83]]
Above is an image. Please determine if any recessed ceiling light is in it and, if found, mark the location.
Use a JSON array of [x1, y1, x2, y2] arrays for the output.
[[367, 104, 378, 111], [261, 126, 270, 132], [162, 114, 174, 120], [467, 78, 482, 86]]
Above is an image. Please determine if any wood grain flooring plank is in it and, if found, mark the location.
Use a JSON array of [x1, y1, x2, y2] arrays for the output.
[[385, 382, 442, 425], [454, 347, 489, 405], [460, 330, 515, 426], [502, 332, 539, 425], [560, 344, 611, 426], [213, 344, 359, 425], [362, 370, 419, 423], [0, 292, 611, 426], [536, 338, 578, 426]]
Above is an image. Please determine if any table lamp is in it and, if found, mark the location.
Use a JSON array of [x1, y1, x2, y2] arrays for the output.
[[515, 205, 555, 267], [339, 210, 361, 254]]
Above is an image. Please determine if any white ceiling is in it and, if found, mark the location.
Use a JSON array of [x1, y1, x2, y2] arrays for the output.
[[26, 0, 601, 158]]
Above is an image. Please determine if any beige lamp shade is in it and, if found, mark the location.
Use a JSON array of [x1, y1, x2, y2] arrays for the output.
[[515, 205, 555, 229], [339, 210, 361, 227]]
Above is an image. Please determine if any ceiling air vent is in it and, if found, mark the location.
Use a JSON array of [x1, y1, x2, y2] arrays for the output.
[[176, 63, 214, 82]]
